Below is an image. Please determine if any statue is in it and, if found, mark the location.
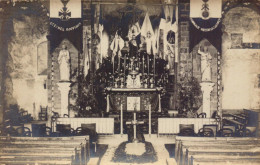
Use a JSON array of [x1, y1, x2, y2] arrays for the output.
[[58, 45, 70, 81], [198, 46, 212, 82], [166, 44, 175, 70]]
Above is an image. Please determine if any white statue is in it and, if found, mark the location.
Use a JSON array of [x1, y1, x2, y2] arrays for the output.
[[58, 45, 70, 81], [166, 44, 175, 70], [198, 46, 212, 82]]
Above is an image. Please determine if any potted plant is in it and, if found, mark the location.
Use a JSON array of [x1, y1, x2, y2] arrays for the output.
[[177, 77, 202, 118]]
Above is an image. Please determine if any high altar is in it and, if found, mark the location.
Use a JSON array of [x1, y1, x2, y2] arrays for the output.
[[91, 4, 177, 114]]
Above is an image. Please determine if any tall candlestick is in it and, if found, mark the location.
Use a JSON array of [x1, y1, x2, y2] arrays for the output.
[[142, 56, 145, 86], [147, 54, 150, 76], [120, 104, 123, 136], [149, 104, 151, 137], [112, 56, 115, 86], [118, 55, 121, 74]]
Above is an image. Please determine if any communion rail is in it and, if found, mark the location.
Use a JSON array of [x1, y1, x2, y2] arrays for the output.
[[158, 118, 217, 134], [56, 118, 114, 134]]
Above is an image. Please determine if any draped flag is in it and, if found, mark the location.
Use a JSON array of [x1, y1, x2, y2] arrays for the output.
[[189, 0, 222, 52], [141, 13, 157, 55], [128, 22, 141, 40], [158, 4, 177, 62], [49, 0, 82, 52], [98, 7, 104, 65], [84, 34, 90, 77], [110, 31, 125, 63]]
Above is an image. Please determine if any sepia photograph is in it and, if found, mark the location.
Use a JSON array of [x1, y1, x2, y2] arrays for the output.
[[0, 0, 259, 164]]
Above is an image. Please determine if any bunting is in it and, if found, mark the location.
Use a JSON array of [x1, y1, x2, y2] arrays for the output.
[[49, 0, 82, 52]]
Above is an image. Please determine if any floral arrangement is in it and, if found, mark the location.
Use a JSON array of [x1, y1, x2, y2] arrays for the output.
[[177, 77, 202, 118]]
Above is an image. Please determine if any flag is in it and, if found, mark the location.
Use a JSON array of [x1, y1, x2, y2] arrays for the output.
[[141, 13, 154, 38], [141, 13, 157, 54], [49, 0, 82, 52], [128, 22, 141, 40], [110, 31, 125, 65], [98, 6, 104, 64], [84, 36, 90, 76], [158, 5, 177, 59], [189, 0, 222, 52]]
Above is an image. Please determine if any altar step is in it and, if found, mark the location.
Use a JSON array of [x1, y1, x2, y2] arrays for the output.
[[98, 134, 176, 144]]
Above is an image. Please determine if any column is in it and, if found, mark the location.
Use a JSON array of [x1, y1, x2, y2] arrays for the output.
[[120, 104, 123, 136], [57, 82, 71, 117], [200, 82, 215, 118]]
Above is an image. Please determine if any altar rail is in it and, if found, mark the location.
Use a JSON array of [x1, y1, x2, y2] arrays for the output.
[[56, 118, 114, 134], [158, 118, 217, 134]]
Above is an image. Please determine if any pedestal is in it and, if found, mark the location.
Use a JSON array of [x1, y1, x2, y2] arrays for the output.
[[57, 82, 71, 117], [200, 82, 215, 118]]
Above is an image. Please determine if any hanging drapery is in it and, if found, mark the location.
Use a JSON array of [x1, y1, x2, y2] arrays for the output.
[[49, 0, 82, 52]]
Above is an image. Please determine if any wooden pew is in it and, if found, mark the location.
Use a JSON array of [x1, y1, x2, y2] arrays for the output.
[[180, 143, 259, 165], [182, 144, 260, 165], [175, 136, 260, 165], [175, 136, 260, 161], [0, 136, 90, 165], [190, 156, 260, 165], [188, 152, 260, 165]]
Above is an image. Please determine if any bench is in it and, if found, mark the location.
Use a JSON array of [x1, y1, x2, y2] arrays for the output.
[[175, 136, 260, 165], [0, 136, 90, 165]]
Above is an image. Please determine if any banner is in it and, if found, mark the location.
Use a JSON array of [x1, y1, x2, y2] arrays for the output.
[[190, 0, 222, 19], [189, 0, 222, 52], [49, 0, 82, 52]]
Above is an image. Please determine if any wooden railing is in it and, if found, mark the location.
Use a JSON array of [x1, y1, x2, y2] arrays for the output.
[[0, 136, 90, 165], [158, 118, 217, 134], [56, 118, 114, 134]]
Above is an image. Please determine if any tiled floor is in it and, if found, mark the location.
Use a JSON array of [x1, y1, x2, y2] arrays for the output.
[[98, 134, 177, 165]]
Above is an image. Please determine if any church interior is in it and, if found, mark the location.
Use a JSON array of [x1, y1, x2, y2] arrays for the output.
[[0, 0, 260, 164]]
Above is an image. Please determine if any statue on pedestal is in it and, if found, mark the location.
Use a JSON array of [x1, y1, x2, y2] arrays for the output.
[[58, 45, 70, 81], [166, 44, 175, 70], [198, 46, 212, 82]]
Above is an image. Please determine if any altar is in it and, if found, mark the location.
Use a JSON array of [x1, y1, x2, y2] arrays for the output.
[[105, 87, 163, 112]]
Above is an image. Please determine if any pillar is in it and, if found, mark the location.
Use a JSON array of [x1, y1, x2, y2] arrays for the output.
[[200, 82, 215, 118], [57, 82, 71, 117]]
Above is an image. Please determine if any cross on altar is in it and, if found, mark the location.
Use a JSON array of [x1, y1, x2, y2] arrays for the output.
[[126, 111, 144, 143]]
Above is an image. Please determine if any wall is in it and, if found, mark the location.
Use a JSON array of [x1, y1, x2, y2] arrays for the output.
[[222, 6, 260, 110], [2, 3, 49, 119]]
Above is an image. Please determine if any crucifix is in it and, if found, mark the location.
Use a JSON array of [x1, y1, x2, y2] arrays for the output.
[[126, 103, 144, 143]]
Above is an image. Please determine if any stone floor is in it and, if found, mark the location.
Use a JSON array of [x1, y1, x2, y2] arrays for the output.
[[98, 134, 177, 165]]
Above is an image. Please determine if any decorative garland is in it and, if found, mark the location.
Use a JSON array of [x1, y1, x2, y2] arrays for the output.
[[190, 17, 221, 32], [112, 141, 157, 164]]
